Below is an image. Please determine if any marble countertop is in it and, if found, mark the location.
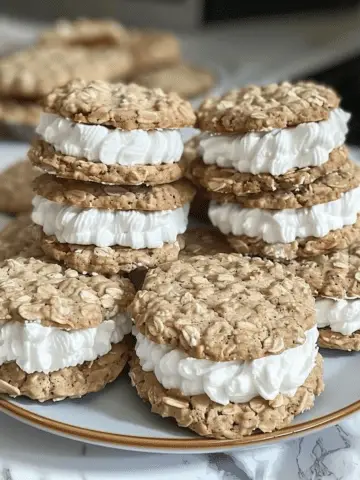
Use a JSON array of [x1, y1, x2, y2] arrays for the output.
[[2, 12, 360, 479]]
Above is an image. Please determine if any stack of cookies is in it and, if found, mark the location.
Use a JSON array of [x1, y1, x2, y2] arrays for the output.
[[130, 254, 324, 439], [189, 81, 360, 352], [0, 257, 135, 402], [29, 79, 196, 275]]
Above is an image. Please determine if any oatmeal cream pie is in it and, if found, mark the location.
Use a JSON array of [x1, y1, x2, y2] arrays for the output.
[[129, 254, 324, 439], [288, 243, 360, 351], [29, 79, 196, 185], [0, 47, 132, 128], [188, 83, 360, 260], [31, 174, 195, 274], [0, 257, 135, 401], [210, 182, 360, 262]]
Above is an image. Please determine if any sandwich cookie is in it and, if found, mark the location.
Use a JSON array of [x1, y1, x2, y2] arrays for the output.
[[32, 174, 195, 274], [288, 244, 360, 351], [29, 79, 196, 185], [129, 254, 323, 439], [0, 48, 132, 128], [193, 82, 359, 261], [0, 257, 135, 401], [39, 19, 181, 76]]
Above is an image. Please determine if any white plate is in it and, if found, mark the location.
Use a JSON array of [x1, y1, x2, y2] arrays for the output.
[[0, 142, 359, 454], [1, 349, 360, 454]]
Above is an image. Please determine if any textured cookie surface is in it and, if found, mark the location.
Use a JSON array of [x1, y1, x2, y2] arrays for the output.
[[318, 328, 360, 351], [43, 79, 196, 129], [129, 353, 324, 439], [0, 215, 43, 262], [0, 48, 132, 99], [197, 81, 340, 133], [130, 253, 315, 361], [0, 161, 38, 214], [130, 30, 181, 74], [288, 242, 360, 298], [134, 63, 215, 99], [40, 230, 183, 275], [210, 161, 360, 209], [179, 228, 232, 260], [29, 138, 187, 186], [190, 146, 349, 195], [0, 99, 42, 125], [228, 215, 360, 261], [38, 18, 130, 46], [0, 257, 134, 329], [34, 174, 195, 211], [0, 341, 130, 402]]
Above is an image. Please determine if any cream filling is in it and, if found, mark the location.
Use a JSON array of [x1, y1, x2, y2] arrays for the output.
[[208, 186, 360, 244], [134, 326, 319, 406], [32, 195, 189, 249], [199, 108, 350, 175], [316, 298, 360, 336], [0, 313, 132, 374], [36, 113, 184, 166]]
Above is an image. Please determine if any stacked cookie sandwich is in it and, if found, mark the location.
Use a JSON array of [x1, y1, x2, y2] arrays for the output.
[[190, 81, 360, 351], [29, 79, 196, 275], [0, 257, 135, 402], [130, 254, 324, 439]]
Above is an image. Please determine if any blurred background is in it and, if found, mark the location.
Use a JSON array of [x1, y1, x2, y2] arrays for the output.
[[1, 0, 360, 143]]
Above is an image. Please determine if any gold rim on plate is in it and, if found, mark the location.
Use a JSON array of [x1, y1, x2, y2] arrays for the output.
[[1, 397, 360, 451]]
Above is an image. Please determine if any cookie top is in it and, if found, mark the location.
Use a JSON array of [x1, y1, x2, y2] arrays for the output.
[[288, 242, 360, 299], [190, 146, 349, 196], [197, 82, 340, 133], [210, 161, 360, 210], [179, 228, 232, 260], [0, 48, 132, 99], [38, 18, 130, 47], [43, 79, 196, 130], [130, 253, 315, 361], [33, 174, 196, 211], [0, 257, 135, 329], [133, 63, 215, 99]]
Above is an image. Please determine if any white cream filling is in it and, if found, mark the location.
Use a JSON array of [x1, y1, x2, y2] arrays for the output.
[[208, 186, 360, 244], [0, 313, 132, 374], [32, 195, 189, 249], [36, 113, 184, 166], [199, 108, 350, 176], [134, 326, 319, 406], [316, 298, 360, 336]]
